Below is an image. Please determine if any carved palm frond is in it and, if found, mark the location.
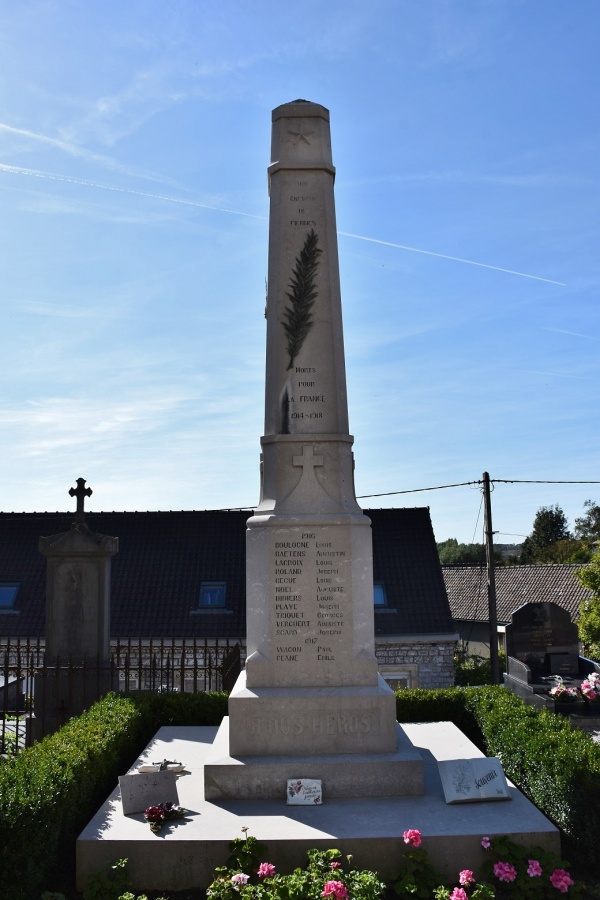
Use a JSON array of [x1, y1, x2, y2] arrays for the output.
[[282, 229, 322, 370]]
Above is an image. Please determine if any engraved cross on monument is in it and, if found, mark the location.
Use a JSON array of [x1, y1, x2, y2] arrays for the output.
[[204, 101, 424, 800]]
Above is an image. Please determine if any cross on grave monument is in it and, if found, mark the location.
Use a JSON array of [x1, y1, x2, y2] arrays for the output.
[[69, 477, 93, 525], [36, 478, 118, 739], [204, 101, 424, 799]]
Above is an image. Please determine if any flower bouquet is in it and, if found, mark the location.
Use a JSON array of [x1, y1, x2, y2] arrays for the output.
[[548, 679, 581, 702], [580, 671, 600, 710], [144, 801, 186, 833], [548, 678, 583, 715]]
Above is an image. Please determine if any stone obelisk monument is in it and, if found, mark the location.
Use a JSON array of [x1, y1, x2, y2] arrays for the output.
[[205, 101, 423, 798]]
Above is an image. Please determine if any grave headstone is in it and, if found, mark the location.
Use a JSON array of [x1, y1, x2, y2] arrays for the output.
[[34, 479, 118, 739], [506, 601, 579, 681]]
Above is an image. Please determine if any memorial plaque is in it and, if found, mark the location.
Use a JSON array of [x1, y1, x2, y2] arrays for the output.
[[286, 778, 323, 805], [438, 757, 511, 804], [118, 771, 179, 816]]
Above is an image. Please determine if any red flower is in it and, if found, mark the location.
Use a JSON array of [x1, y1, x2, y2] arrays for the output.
[[144, 805, 164, 823]]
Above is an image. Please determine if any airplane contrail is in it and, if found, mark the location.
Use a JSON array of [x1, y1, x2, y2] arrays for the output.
[[1, 163, 565, 284], [0, 163, 265, 219], [338, 231, 566, 286]]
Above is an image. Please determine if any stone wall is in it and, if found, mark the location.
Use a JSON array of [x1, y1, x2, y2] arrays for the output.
[[375, 638, 456, 690]]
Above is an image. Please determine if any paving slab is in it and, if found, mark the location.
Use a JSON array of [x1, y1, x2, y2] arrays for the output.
[[77, 722, 559, 893]]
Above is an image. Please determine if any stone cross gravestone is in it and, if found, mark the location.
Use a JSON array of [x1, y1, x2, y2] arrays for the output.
[[34, 479, 118, 739], [40, 478, 118, 664], [204, 101, 424, 800]]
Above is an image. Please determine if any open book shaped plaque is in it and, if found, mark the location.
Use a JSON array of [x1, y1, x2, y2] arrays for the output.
[[438, 757, 511, 804]]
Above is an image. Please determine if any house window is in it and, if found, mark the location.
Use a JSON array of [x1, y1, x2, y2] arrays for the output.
[[199, 582, 227, 608], [0, 583, 20, 609], [374, 581, 388, 607]]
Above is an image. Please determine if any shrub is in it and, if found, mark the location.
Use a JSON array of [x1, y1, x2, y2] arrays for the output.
[[396, 687, 484, 748], [0, 690, 228, 900], [464, 687, 600, 869], [0, 693, 143, 900]]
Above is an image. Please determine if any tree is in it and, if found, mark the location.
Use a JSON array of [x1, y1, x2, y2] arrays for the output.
[[437, 539, 486, 566], [519, 504, 570, 563], [574, 499, 600, 544], [576, 549, 600, 661]]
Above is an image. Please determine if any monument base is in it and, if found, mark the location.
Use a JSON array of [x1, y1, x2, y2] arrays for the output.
[[204, 717, 424, 800], [76, 723, 560, 894], [227, 671, 398, 755]]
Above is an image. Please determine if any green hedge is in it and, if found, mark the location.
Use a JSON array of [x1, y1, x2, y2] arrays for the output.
[[395, 687, 485, 748], [0, 690, 228, 900], [396, 686, 600, 870], [464, 686, 600, 868]]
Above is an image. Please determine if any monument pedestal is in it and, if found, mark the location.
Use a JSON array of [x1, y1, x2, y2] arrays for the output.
[[204, 671, 423, 800], [204, 717, 424, 800], [227, 671, 398, 755]]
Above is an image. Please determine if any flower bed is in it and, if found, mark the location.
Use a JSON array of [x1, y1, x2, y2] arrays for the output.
[[206, 829, 581, 900]]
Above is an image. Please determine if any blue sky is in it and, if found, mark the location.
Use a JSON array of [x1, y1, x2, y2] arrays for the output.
[[1, 0, 598, 543]]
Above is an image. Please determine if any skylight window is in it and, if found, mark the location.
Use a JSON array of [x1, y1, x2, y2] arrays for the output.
[[199, 582, 227, 608], [374, 581, 388, 607], [0, 583, 20, 609]]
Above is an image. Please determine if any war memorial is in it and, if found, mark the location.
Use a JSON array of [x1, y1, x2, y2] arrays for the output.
[[77, 101, 558, 894]]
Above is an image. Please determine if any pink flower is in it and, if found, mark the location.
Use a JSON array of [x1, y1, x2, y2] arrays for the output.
[[493, 862, 517, 883], [322, 881, 348, 900], [527, 860, 542, 877], [258, 863, 276, 878], [330, 862, 342, 870], [481, 836, 491, 849], [459, 870, 475, 885], [231, 873, 250, 886], [403, 829, 422, 848], [450, 889, 468, 900], [550, 869, 575, 893]]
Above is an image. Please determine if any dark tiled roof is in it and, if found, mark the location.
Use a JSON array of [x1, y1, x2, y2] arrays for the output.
[[0, 508, 453, 640], [443, 564, 593, 624], [369, 508, 454, 635]]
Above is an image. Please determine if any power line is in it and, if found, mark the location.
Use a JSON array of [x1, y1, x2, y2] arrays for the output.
[[356, 480, 479, 498], [491, 479, 600, 485], [357, 478, 600, 500], [228, 477, 600, 509]]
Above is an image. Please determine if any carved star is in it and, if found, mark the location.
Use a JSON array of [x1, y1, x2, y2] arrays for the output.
[[287, 127, 315, 145]]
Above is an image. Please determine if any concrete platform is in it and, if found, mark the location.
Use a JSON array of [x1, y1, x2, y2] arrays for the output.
[[77, 722, 559, 894]]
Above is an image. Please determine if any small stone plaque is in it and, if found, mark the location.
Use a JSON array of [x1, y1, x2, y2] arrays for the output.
[[438, 757, 511, 804], [286, 778, 323, 805], [119, 770, 180, 815]]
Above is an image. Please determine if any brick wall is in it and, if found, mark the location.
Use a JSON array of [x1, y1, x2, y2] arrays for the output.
[[375, 639, 456, 689]]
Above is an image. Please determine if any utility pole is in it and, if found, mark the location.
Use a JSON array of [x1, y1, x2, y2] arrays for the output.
[[483, 471, 500, 685]]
